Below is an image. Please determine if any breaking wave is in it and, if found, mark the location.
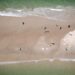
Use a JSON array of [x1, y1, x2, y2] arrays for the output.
[[0, 6, 75, 21]]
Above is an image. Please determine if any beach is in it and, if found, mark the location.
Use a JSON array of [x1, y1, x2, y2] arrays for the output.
[[0, 0, 75, 74], [0, 14, 75, 61]]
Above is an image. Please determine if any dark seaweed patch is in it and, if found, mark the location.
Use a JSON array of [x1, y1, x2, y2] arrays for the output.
[[51, 43, 55, 45], [65, 48, 68, 51], [19, 48, 22, 51], [43, 26, 50, 33], [68, 25, 70, 28], [44, 26, 47, 30], [60, 27, 62, 30], [22, 22, 24, 25]]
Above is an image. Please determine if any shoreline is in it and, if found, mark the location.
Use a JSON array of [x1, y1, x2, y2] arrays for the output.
[[0, 7, 75, 22], [0, 58, 75, 65]]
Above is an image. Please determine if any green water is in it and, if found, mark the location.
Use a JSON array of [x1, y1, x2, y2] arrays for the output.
[[0, 0, 75, 9], [0, 61, 75, 75]]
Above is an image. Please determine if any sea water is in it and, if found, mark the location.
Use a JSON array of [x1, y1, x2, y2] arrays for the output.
[[0, 0, 75, 18], [0, 61, 75, 75]]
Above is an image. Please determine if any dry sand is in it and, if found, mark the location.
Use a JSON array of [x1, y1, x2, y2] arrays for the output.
[[0, 16, 75, 61]]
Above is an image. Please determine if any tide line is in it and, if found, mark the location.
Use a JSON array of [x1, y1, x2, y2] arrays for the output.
[[0, 58, 75, 65]]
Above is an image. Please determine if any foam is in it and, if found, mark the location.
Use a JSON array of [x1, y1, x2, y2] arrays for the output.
[[0, 7, 75, 21], [0, 58, 75, 65]]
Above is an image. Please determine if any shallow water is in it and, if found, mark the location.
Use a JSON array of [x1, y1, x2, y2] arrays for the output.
[[0, 61, 75, 75], [0, 0, 75, 9]]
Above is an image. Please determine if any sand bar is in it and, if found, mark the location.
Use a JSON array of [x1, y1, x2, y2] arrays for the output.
[[0, 15, 75, 61]]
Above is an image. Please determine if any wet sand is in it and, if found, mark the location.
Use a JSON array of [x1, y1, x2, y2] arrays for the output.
[[0, 16, 75, 61]]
